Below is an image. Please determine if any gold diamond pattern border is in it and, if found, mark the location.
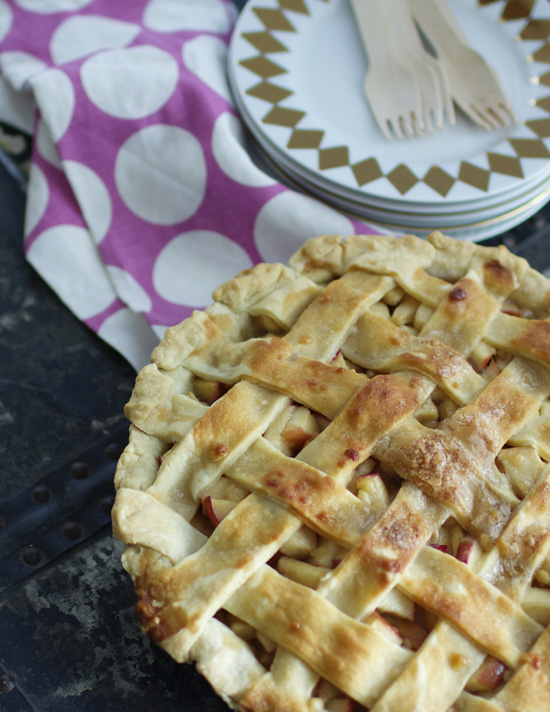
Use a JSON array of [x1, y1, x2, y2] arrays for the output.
[[238, 0, 550, 198]]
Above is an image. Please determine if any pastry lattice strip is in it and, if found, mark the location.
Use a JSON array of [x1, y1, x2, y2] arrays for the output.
[[119, 236, 548, 704], [113, 233, 550, 711]]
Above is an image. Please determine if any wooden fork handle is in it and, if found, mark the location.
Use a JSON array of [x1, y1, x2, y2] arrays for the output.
[[349, 0, 393, 64], [407, 0, 468, 61]]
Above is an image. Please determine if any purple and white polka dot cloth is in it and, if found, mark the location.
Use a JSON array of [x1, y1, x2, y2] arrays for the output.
[[0, 0, 376, 370]]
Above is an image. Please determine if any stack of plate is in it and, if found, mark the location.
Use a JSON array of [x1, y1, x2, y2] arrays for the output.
[[228, 0, 550, 241]]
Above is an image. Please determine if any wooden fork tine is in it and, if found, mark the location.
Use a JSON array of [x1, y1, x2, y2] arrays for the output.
[[486, 66, 518, 124], [412, 113, 425, 136], [467, 104, 496, 131], [478, 103, 504, 130], [373, 110, 393, 141], [487, 97, 511, 127], [401, 113, 415, 139], [392, 119, 404, 140]]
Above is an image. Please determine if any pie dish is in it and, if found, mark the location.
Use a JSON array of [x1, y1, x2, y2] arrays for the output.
[[112, 231, 550, 712]]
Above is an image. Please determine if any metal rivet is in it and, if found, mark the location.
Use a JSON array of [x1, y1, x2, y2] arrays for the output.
[[0, 674, 15, 694], [31, 485, 52, 503], [22, 546, 41, 566], [105, 442, 123, 460], [62, 522, 82, 540], [99, 496, 115, 515], [70, 462, 89, 479]]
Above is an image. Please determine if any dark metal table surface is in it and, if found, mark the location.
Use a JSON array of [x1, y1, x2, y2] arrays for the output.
[[1, 118, 550, 710], [0, 153, 228, 711]]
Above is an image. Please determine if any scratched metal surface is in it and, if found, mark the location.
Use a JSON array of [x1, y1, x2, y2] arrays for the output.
[[0, 530, 227, 712], [0, 139, 229, 710]]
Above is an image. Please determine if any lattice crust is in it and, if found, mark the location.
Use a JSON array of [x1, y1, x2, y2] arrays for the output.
[[112, 232, 550, 712]]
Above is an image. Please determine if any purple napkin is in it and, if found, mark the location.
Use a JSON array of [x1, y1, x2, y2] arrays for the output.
[[0, 0, 376, 369]]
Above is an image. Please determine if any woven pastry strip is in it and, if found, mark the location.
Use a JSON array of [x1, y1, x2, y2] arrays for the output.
[[113, 232, 550, 712], [371, 464, 550, 712]]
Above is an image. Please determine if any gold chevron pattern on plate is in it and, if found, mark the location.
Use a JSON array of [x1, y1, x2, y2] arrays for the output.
[[232, 0, 550, 200]]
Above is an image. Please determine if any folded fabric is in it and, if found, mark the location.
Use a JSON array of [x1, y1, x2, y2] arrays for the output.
[[0, 0, 376, 370]]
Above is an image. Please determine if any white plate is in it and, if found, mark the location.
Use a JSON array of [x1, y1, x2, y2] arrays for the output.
[[247, 126, 550, 241], [308, 176, 550, 241], [234, 85, 550, 227], [269, 145, 550, 228], [229, 0, 550, 209]]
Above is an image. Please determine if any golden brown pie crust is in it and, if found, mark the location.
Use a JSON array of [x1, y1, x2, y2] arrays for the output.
[[112, 232, 550, 712]]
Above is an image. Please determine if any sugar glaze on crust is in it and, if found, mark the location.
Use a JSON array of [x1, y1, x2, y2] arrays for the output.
[[112, 232, 550, 712]]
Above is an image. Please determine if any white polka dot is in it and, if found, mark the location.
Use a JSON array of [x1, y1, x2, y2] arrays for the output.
[[212, 112, 276, 187], [182, 35, 232, 104], [0, 1, 13, 44], [106, 265, 153, 313], [0, 51, 47, 90], [29, 68, 74, 141], [36, 119, 62, 169], [115, 124, 206, 225], [153, 230, 252, 306], [80, 45, 178, 120], [27, 225, 115, 320], [98, 308, 160, 372], [254, 192, 355, 264], [62, 161, 112, 244], [13, 0, 93, 13], [50, 15, 141, 66], [143, 0, 231, 34], [24, 164, 49, 238]]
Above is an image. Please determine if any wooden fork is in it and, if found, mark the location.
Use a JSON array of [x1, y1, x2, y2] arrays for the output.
[[408, 0, 517, 130], [350, 0, 452, 139]]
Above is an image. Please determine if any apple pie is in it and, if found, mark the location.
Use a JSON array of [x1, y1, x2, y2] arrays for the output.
[[112, 231, 550, 712]]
